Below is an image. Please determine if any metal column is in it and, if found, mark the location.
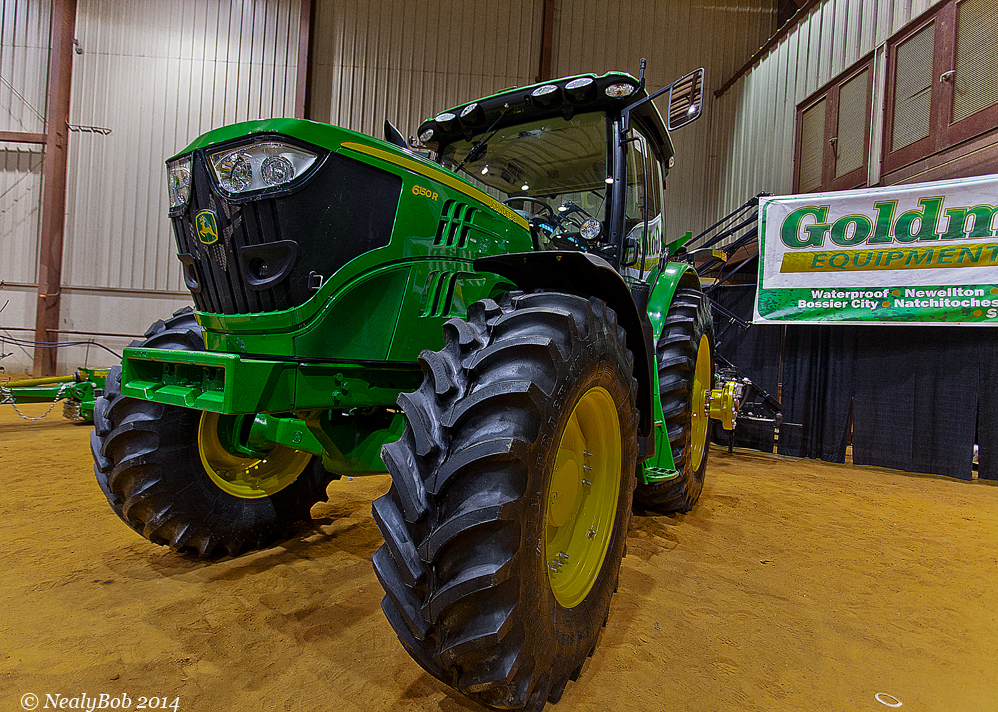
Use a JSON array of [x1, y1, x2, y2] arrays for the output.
[[33, 0, 77, 376]]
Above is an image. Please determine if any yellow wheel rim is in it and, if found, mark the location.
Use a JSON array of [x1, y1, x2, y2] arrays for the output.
[[544, 386, 622, 608], [198, 412, 311, 499], [690, 334, 712, 472]]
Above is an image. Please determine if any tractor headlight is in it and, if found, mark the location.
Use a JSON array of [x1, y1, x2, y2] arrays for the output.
[[166, 155, 192, 209], [208, 141, 318, 195]]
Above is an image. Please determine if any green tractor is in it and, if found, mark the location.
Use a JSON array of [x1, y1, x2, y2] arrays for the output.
[[90, 64, 738, 710]]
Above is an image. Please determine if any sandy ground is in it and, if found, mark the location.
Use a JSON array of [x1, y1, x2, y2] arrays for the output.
[[2, 401, 997, 712]]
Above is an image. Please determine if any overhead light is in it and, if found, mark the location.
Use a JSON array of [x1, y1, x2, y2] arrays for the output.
[[605, 82, 636, 98], [481, 165, 489, 175], [434, 112, 458, 131], [558, 205, 568, 211], [459, 102, 485, 128], [521, 183, 529, 191], [530, 84, 561, 108], [565, 76, 596, 103], [605, 177, 614, 184], [688, 104, 698, 115]]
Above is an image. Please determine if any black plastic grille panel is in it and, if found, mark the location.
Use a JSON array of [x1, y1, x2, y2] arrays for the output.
[[172, 151, 403, 315]]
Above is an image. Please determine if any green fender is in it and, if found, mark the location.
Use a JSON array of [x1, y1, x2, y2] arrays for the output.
[[640, 262, 703, 482]]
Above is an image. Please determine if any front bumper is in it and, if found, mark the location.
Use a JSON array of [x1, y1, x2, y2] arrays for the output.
[[121, 347, 421, 415]]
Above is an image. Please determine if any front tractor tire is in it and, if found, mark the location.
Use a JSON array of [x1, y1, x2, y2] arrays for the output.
[[90, 307, 335, 558], [372, 292, 638, 710], [634, 287, 714, 513]]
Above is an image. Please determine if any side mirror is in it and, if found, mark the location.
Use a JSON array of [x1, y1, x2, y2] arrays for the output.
[[666, 68, 704, 131], [384, 120, 408, 149]]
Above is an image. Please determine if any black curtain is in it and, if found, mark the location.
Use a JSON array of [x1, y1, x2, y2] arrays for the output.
[[977, 328, 998, 480], [707, 285, 990, 480], [852, 326, 979, 480], [777, 325, 856, 462]]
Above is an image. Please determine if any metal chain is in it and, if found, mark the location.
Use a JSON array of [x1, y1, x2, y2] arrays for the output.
[[1, 383, 71, 422]]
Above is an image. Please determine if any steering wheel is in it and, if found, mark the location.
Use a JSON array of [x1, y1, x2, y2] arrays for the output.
[[502, 197, 556, 219]]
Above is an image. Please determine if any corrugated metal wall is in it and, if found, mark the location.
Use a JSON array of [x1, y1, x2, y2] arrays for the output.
[[22, 0, 300, 374], [1, 0, 49, 283], [65, 0, 302, 295], [550, 0, 776, 244], [309, 0, 545, 140], [0, 0, 50, 375], [710, 0, 943, 223], [309, 0, 776, 243]]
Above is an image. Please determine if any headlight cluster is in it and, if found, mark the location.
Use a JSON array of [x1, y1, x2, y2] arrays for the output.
[[209, 142, 318, 194], [167, 156, 192, 209]]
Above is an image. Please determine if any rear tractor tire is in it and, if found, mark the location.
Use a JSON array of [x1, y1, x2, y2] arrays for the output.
[[634, 287, 714, 513], [372, 292, 638, 710], [90, 307, 335, 557]]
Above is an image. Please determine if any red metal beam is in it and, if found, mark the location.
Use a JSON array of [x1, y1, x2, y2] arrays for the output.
[[33, 0, 77, 376], [295, 0, 313, 119], [537, 0, 556, 82], [0, 130, 46, 144]]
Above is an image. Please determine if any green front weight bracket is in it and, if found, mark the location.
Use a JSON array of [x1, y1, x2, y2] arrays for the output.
[[244, 413, 324, 457]]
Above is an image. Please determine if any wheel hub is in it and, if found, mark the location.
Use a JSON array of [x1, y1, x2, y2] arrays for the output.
[[545, 386, 621, 608], [198, 412, 311, 499]]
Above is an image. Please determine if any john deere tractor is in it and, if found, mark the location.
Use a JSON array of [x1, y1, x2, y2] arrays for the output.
[[90, 64, 738, 710]]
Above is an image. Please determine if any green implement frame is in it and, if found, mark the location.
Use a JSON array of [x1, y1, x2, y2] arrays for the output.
[[1, 368, 109, 422]]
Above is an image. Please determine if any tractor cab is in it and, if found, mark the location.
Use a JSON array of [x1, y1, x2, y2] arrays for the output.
[[416, 69, 704, 282]]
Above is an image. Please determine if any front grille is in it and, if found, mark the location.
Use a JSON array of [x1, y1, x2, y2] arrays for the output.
[[172, 150, 403, 315]]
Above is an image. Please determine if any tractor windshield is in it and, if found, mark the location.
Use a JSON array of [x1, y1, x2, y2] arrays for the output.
[[439, 112, 610, 251]]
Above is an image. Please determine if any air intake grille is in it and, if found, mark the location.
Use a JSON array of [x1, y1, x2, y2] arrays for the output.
[[798, 99, 826, 192], [172, 152, 402, 315], [892, 22, 935, 151], [953, 0, 998, 123], [835, 68, 869, 178], [435, 200, 477, 248]]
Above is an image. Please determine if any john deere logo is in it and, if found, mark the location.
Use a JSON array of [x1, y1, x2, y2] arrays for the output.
[[195, 209, 219, 245]]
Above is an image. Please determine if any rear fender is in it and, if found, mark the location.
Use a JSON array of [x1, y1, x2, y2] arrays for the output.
[[643, 262, 703, 473], [474, 251, 656, 459], [646, 263, 702, 340]]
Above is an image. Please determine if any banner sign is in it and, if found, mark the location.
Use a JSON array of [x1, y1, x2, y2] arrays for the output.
[[755, 174, 998, 325]]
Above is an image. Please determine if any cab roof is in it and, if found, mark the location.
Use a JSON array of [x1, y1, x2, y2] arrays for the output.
[[417, 71, 673, 161]]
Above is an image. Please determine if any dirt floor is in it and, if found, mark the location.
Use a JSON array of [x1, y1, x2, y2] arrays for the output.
[[2, 402, 997, 712]]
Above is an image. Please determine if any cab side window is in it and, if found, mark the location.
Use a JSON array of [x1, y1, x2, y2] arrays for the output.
[[624, 128, 665, 273]]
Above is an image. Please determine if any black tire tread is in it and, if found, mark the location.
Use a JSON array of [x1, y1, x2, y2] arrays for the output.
[[374, 291, 638, 710], [91, 307, 335, 557], [634, 288, 713, 513]]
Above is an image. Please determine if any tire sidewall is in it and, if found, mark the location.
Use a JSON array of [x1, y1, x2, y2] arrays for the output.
[[518, 310, 637, 679], [682, 299, 715, 492]]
